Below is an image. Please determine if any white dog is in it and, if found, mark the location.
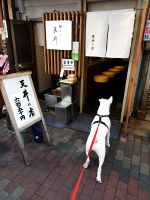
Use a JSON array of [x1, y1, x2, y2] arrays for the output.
[[83, 96, 113, 183]]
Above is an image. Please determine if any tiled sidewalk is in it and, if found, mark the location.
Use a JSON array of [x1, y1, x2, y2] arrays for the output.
[[0, 118, 149, 200]]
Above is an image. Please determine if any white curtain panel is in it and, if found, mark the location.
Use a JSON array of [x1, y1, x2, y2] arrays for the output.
[[106, 10, 135, 58], [86, 11, 109, 57]]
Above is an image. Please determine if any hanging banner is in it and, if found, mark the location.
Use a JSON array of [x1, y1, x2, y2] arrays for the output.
[[86, 11, 109, 57], [106, 10, 135, 58], [45, 20, 72, 50], [86, 10, 135, 58]]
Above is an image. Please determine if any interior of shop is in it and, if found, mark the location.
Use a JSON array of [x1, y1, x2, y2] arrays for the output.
[[83, 58, 128, 121]]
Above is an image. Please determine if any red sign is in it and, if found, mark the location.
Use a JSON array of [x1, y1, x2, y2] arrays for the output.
[[144, 20, 150, 41]]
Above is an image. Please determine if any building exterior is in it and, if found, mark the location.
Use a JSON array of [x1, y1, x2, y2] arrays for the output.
[[0, 0, 149, 135]]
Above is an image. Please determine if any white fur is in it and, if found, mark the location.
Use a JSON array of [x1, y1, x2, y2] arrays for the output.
[[83, 96, 113, 183]]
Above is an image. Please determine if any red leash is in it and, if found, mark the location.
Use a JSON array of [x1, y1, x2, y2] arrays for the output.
[[70, 123, 100, 200]]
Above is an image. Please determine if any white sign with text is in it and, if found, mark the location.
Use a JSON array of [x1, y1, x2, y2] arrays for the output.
[[46, 20, 72, 50], [3, 75, 41, 130], [62, 59, 75, 71]]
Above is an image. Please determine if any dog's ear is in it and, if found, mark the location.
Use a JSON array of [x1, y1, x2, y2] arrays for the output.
[[109, 96, 113, 104], [99, 98, 103, 103]]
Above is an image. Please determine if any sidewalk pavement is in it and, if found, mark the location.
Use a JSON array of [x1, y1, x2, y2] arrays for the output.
[[0, 117, 149, 200]]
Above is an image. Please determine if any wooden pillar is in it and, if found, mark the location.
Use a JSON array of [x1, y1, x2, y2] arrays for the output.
[[122, 1, 149, 136], [120, 0, 143, 123]]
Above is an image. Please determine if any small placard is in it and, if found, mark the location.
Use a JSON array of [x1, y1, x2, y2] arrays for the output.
[[72, 41, 79, 61], [62, 59, 75, 71]]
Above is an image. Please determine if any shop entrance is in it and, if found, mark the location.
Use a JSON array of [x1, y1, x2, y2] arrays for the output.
[[83, 58, 128, 121]]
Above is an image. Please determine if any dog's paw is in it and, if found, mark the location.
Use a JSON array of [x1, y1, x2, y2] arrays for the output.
[[106, 143, 110, 147], [96, 176, 102, 183], [83, 163, 88, 169]]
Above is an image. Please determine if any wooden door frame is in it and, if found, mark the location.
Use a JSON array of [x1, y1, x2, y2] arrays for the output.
[[10, 20, 35, 69], [122, 1, 149, 135], [10, 19, 39, 92], [120, 0, 143, 123]]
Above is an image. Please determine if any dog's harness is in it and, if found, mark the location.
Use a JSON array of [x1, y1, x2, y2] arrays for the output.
[[92, 114, 109, 129]]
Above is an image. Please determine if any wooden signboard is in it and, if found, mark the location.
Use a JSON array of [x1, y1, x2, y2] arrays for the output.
[[0, 71, 51, 165]]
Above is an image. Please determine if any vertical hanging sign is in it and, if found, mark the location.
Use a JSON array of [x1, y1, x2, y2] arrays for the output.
[[45, 20, 72, 50], [86, 12, 109, 57]]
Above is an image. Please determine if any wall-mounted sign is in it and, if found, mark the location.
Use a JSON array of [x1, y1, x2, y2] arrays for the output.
[[46, 20, 72, 50], [144, 20, 150, 41], [62, 59, 75, 71]]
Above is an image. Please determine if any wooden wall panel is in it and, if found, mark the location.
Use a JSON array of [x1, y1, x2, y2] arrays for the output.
[[43, 11, 85, 78]]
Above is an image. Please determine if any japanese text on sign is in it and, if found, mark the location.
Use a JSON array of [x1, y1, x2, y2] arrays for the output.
[[46, 20, 72, 50], [91, 35, 95, 50], [62, 59, 75, 71], [3, 75, 41, 130]]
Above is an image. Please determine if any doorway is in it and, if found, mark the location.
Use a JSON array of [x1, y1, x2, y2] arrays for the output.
[[10, 20, 38, 92], [83, 58, 128, 121]]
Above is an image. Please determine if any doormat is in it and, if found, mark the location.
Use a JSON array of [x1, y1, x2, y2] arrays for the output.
[[44, 114, 66, 129], [67, 114, 122, 140]]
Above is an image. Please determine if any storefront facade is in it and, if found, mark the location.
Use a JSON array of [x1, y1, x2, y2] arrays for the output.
[[0, 0, 149, 135]]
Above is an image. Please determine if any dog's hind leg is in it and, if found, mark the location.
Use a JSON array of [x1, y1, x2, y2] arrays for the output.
[[83, 147, 90, 168], [106, 130, 110, 147], [96, 155, 104, 183]]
